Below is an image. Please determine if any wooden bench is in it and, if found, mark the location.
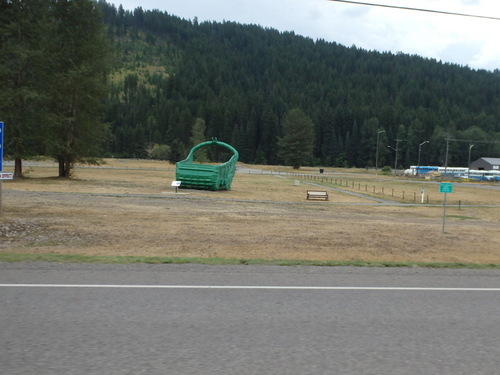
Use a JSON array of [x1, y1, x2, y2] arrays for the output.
[[306, 190, 329, 201]]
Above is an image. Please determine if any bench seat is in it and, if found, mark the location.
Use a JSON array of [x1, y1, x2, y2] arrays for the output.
[[306, 190, 329, 201]]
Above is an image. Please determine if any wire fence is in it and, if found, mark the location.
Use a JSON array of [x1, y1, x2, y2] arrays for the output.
[[6, 161, 495, 207], [295, 173, 436, 204], [247, 170, 475, 206]]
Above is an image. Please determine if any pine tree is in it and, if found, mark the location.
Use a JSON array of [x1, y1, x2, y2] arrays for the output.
[[259, 105, 279, 164], [45, 0, 111, 177], [189, 118, 208, 162], [277, 108, 315, 169], [0, 0, 53, 177]]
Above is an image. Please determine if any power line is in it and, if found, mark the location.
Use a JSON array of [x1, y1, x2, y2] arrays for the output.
[[326, 0, 500, 21]]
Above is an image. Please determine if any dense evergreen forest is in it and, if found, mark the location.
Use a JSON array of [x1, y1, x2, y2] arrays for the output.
[[99, 1, 500, 168]]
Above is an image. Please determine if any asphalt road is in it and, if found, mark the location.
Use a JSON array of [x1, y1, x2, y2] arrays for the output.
[[1, 263, 499, 375]]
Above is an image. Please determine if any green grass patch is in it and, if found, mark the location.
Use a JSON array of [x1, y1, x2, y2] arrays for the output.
[[0, 252, 498, 269]]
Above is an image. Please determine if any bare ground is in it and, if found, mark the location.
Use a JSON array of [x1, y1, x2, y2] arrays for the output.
[[1, 160, 499, 264]]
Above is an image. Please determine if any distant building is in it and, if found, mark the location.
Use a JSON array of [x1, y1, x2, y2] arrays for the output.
[[469, 157, 500, 171]]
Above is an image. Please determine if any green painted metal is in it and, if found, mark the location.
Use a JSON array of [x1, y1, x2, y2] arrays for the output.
[[176, 138, 239, 191]]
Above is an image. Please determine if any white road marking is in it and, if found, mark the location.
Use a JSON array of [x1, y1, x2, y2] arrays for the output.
[[0, 284, 499, 291]]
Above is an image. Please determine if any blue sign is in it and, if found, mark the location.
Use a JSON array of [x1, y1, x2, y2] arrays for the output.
[[0, 122, 3, 172]]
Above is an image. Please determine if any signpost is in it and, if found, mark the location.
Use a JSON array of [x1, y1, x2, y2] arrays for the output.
[[439, 183, 453, 233], [171, 180, 181, 193]]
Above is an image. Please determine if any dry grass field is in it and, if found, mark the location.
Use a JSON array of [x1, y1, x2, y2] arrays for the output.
[[1, 159, 499, 266]]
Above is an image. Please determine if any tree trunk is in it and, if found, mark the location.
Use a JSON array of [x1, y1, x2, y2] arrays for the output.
[[58, 158, 71, 178], [14, 158, 23, 178], [58, 159, 65, 177], [65, 160, 71, 178]]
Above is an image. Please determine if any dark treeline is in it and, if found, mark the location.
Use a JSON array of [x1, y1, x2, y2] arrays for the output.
[[99, 1, 500, 168]]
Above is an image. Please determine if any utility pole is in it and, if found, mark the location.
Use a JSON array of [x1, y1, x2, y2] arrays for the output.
[[417, 140, 429, 175], [388, 139, 402, 173], [468, 144, 474, 180], [444, 137, 451, 174], [375, 129, 385, 171]]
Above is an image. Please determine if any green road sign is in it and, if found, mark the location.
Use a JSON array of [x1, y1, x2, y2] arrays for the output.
[[439, 182, 453, 193]]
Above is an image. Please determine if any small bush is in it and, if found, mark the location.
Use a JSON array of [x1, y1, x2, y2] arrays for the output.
[[150, 144, 171, 160], [380, 166, 392, 175]]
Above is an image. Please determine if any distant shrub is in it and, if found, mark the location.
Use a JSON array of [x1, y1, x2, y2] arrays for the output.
[[151, 144, 171, 160], [381, 166, 392, 175]]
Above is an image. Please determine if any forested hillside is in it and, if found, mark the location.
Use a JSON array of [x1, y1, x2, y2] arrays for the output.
[[99, 1, 500, 168]]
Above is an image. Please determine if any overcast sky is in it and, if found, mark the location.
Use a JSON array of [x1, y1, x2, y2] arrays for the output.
[[112, 0, 500, 71]]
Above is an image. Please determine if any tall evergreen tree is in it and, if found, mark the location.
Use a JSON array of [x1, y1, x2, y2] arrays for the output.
[[277, 108, 315, 169], [357, 117, 379, 168], [0, 0, 52, 177], [259, 105, 279, 164], [45, 0, 110, 177], [168, 138, 185, 163], [189, 118, 208, 162]]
